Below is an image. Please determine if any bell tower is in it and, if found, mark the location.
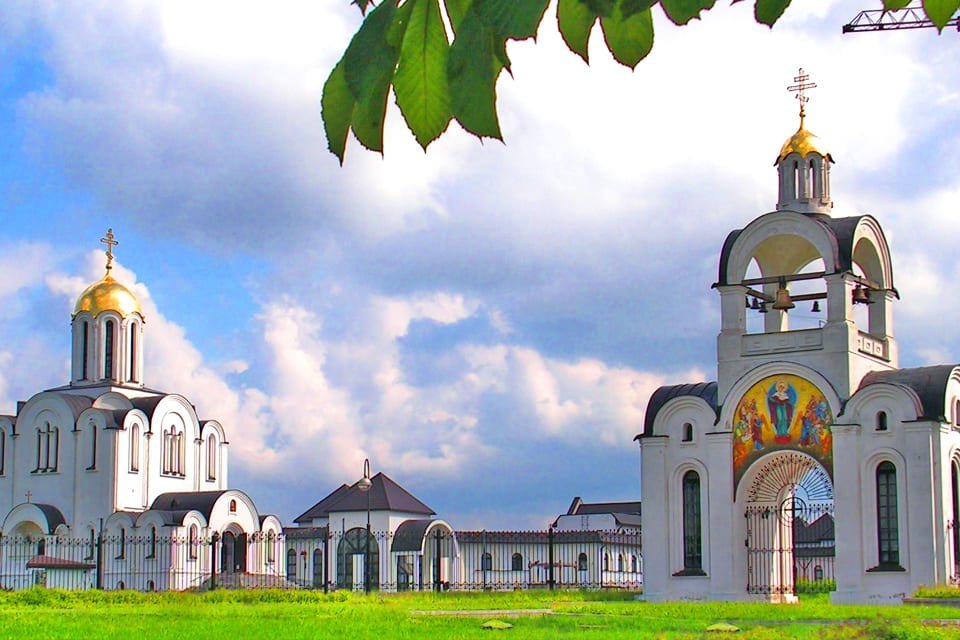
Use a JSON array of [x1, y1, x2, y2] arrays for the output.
[[714, 70, 899, 402]]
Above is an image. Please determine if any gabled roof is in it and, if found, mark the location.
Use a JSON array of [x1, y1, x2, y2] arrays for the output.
[[293, 484, 351, 524], [638, 381, 718, 438], [566, 498, 642, 516], [294, 473, 434, 522], [858, 365, 959, 422], [150, 491, 228, 521]]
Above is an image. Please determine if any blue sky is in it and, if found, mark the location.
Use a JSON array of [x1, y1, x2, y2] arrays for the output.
[[0, 1, 958, 528]]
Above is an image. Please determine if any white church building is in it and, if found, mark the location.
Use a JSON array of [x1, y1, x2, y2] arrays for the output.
[[0, 232, 282, 590], [638, 72, 960, 604]]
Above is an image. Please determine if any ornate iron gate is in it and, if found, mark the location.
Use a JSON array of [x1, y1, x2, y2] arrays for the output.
[[744, 452, 835, 595]]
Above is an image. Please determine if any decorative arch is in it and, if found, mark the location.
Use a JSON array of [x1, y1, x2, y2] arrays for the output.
[[337, 527, 378, 590]]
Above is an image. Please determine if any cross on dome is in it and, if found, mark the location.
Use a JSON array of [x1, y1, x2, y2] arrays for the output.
[[100, 228, 118, 273], [787, 68, 817, 125]]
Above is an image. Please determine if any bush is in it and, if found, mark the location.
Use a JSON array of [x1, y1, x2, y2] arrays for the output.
[[795, 578, 836, 594]]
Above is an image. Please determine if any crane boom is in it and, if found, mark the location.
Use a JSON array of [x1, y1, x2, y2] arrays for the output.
[[843, 6, 959, 33]]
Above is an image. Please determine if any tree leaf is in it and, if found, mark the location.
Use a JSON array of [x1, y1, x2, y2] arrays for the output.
[[923, 0, 960, 31], [448, 7, 503, 139], [882, 0, 912, 9], [582, 0, 617, 17], [321, 60, 355, 164], [754, 0, 792, 27], [394, 0, 453, 148], [558, 0, 598, 63], [660, 0, 716, 26], [343, 0, 399, 100], [342, 0, 402, 152], [445, 0, 471, 33], [473, 0, 551, 40], [600, 4, 654, 68], [621, 0, 658, 19]]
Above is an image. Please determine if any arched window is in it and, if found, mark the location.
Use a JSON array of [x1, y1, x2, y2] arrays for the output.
[[814, 565, 823, 581], [86, 422, 97, 470], [85, 528, 95, 560], [313, 548, 324, 588], [876, 461, 900, 567], [682, 422, 693, 442], [955, 400, 960, 426], [34, 423, 60, 473], [0, 429, 5, 475], [481, 552, 492, 571], [206, 435, 217, 481], [286, 548, 297, 579], [682, 470, 703, 571], [631, 554, 638, 573], [116, 528, 126, 560], [147, 526, 157, 559], [951, 460, 960, 578], [188, 525, 199, 559], [117, 581, 125, 590], [146, 580, 155, 592], [617, 554, 624, 572], [511, 552, 523, 572], [128, 324, 138, 383], [876, 411, 888, 432], [162, 426, 185, 476], [602, 553, 610, 572], [577, 552, 588, 572], [81, 320, 89, 379], [130, 424, 140, 472], [104, 319, 116, 380], [267, 531, 276, 562]]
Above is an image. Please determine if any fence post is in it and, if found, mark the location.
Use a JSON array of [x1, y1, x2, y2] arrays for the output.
[[434, 528, 442, 592], [209, 532, 218, 591], [547, 526, 555, 591], [323, 530, 330, 593], [95, 519, 104, 590]]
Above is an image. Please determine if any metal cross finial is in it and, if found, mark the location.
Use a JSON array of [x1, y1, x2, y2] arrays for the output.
[[787, 68, 817, 124], [100, 228, 118, 273], [24, 491, 32, 503]]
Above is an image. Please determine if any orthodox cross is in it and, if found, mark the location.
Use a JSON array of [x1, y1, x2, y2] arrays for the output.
[[100, 228, 118, 273], [24, 491, 32, 503], [787, 68, 816, 123]]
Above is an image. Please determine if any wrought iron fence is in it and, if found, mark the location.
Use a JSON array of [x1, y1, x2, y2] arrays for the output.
[[745, 501, 835, 595], [0, 528, 642, 593]]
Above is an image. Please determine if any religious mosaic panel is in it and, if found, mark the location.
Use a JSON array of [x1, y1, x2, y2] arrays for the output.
[[732, 374, 833, 489]]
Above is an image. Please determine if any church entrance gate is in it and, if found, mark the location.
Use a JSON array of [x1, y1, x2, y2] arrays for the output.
[[742, 452, 834, 599]]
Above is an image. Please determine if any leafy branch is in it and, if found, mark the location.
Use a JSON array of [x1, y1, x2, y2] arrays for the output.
[[324, 0, 960, 163]]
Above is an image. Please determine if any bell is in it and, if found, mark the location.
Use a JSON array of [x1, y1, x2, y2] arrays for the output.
[[758, 301, 769, 314], [811, 300, 821, 313], [745, 296, 751, 308], [772, 285, 795, 311], [750, 297, 760, 310], [852, 286, 872, 305]]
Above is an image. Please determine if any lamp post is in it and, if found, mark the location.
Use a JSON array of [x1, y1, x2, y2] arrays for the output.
[[357, 457, 373, 593]]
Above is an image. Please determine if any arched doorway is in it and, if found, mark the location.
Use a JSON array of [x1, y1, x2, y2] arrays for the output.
[[742, 451, 834, 600], [220, 530, 247, 573], [336, 528, 378, 590]]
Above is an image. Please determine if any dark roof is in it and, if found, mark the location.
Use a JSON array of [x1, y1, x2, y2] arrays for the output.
[[299, 473, 434, 518], [611, 513, 643, 528], [293, 484, 352, 524], [858, 365, 959, 422], [150, 491, 228, 520], [454, 530, 641, 547], [392, 519, 436, 552], [566, 499, 641, 516], [794, 514, 834, 545], [27, 555, 95, 570], [716, 214, 896, 294], [282, 526, 328, 540], [639, 381, 718, 438], [52, 393, 94, 422], [35, 504, 67, 533], [129, 395, 166, 420]]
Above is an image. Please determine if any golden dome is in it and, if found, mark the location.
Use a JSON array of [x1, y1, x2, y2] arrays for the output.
[[73, 274, 142, 318], [778, 122, 831, 162]]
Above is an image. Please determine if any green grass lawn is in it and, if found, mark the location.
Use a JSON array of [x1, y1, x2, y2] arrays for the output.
[[0, 589, 958, 639]]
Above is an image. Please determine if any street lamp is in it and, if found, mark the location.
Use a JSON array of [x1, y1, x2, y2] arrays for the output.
[[357, 457, 372, 593]]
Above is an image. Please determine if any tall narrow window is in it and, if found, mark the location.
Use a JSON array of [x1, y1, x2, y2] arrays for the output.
[[189, 525, 198, 560], [481, 552, 492, 571], [86, 422, 97, 470], [577, 553, 588, 572], [104, 320, 115, 380], [876, 411, 888, 432], [116, 528, 126, 560], [267, 531, 276, 562], [876, 461, 900, 567], [511, 552, 523, 572], [81, 321, 89, 380], [682, 470, 703, 572], [0, 429, 6, 475], [206, 435, 217, 481], [286, 548, 297, 579], [951, 461, 960, 578], [50, 427, 58, 471], [178, 431, 186, 476], [147, 527, 157, 559], [130, 424, 139, 472], [128, 325, 138, 383], [682, 422, 693, 442]]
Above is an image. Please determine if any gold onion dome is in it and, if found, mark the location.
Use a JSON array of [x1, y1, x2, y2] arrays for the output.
[[73, 273, 142, 318], [778, 119, 832, 162]]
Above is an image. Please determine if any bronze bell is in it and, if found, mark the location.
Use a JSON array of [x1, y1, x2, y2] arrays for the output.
[[852, 286, 872, 305], [772, 283, 795, 311], [811, 300, 821, 313]]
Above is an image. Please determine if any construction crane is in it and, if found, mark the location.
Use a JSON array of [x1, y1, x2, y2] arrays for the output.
[[843, 4, 960, 33]]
